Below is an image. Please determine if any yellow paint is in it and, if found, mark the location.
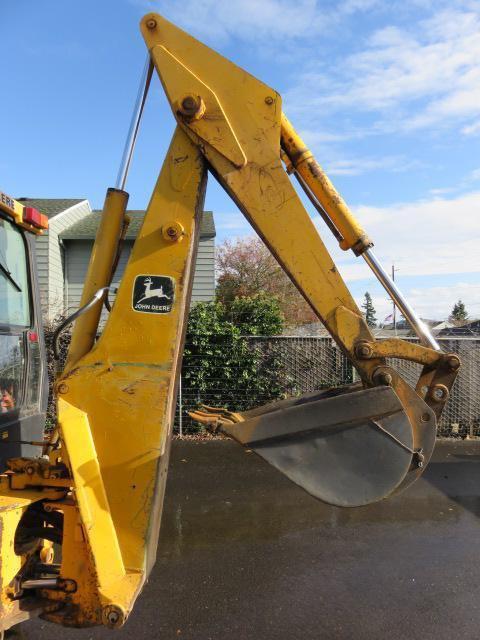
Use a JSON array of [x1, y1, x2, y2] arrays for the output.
[[65, 188, 128, 370], [0, 482, 64, 630], [52, 127, 206, 624], [280, 114, 372, 253], [0, 189, 47, 233], [141, 12, 381, 382], [0, 11, 454, 632], [153, 45, 247, 168], [0, 190, 22, 224]]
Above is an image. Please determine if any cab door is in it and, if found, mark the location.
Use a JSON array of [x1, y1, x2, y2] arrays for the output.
[[0, 213, 47, 467]]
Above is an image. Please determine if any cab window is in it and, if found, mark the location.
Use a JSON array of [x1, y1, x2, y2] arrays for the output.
[[0, 216, 30, 327], [0, 335, 23, 415]]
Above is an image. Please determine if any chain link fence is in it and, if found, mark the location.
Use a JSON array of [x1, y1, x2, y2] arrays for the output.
[[177, 336, 480, 437]]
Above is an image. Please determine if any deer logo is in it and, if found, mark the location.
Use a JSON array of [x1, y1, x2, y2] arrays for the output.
[[133, 275, 174, 314], [137, 277, 172, 304]]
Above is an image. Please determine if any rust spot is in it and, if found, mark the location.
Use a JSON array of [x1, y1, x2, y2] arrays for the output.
[[61, 366, 81, 381], [121, 384, 136, 395], [174, 155, 188, 164]]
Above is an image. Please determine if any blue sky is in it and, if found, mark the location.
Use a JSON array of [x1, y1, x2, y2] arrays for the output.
[[1, 0, 479, 321]]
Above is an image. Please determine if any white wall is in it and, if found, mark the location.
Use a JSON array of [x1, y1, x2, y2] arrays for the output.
[[35, 200, 92, 320]]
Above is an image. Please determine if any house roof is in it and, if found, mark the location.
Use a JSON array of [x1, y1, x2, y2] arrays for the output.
[[60, 210, 216, 240], [438, 325, 480, 336], [17, 198, 86, 219]]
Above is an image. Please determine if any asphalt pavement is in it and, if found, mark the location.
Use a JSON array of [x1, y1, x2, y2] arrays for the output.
[[18, 439, 480, 640]]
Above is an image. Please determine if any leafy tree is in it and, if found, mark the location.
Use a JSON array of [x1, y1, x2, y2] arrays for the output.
[[225, 294, 284, 336], [362, 292, 377, 328], [181, 300, 288, 431], [216, 237, 317, 327], [449, 300, 468, 325]]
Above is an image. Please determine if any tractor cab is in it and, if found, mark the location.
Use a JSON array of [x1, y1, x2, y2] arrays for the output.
[[0, 190, 48, 467]]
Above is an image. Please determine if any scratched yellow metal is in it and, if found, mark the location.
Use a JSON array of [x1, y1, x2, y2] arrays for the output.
[[65, 188, 129, 370], [0, 12, 456, 632], [280, 114, 371, 254], [360, 338, 443, 366], [141, 13, 381, 383], [153, 46, 247, 168], [52, 126, 206, 625]]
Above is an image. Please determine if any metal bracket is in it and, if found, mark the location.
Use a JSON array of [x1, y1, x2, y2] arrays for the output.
[[150, 44, 247, 168], [354, 339, 443, 366]]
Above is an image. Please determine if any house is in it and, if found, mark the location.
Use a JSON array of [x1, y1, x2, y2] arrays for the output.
[[438, 319, 480, 336], [18, 198, 216, 321]]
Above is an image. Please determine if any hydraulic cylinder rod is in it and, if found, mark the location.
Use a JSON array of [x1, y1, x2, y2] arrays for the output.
[[362, 249, 440, 350], [280, 114, 440, 351], [116, 56, 153, 191]]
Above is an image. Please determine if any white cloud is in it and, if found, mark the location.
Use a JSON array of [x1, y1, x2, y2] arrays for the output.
[[138, 0, 326, 42], [311, 190, 480, 287], [285, 6, 480, 135], [358, 282, 480, 321], [136, 0, 396, 44], [462, 120, 480, 136], [216, 187, 480, 290], [326, 155, 423, 176], [214, 211, 251, 235], [214, 189, 480, 320], [136, 1, 480, 138], [406, 283, 480, 319], [217, 189, 480, 280]]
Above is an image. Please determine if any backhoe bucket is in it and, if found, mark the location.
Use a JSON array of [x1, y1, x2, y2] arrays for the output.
[[191, 384, 436, 507]]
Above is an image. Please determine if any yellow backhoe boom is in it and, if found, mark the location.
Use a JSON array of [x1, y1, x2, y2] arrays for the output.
[[0, 13, 460, 632]]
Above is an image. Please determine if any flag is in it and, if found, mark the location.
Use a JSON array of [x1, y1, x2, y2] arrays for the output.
[[384, 313, 393, 322]]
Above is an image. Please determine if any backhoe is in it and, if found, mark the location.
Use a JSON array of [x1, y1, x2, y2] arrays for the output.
[[0, 13, 460, 633]]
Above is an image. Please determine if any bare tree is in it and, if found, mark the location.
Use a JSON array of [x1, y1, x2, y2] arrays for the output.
[[216, 237, 317, 327]]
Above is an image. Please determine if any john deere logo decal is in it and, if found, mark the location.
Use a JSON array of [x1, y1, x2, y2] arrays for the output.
[[132, 275, 175, 314]]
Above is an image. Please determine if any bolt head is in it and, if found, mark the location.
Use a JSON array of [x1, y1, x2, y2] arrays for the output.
[[102, 605, 125, 629], [447, 356, 460, 371], [177, 95, 206, 121], [182, 96, 197, 112], [373, 369, 392, 386], [265, 96, 274, 105], [429, 383, 449, 402], [356, 342, 373, 359], [146, 18, 157, 29], [57, 382, 69, 394], [162, 221, 184, 242]]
